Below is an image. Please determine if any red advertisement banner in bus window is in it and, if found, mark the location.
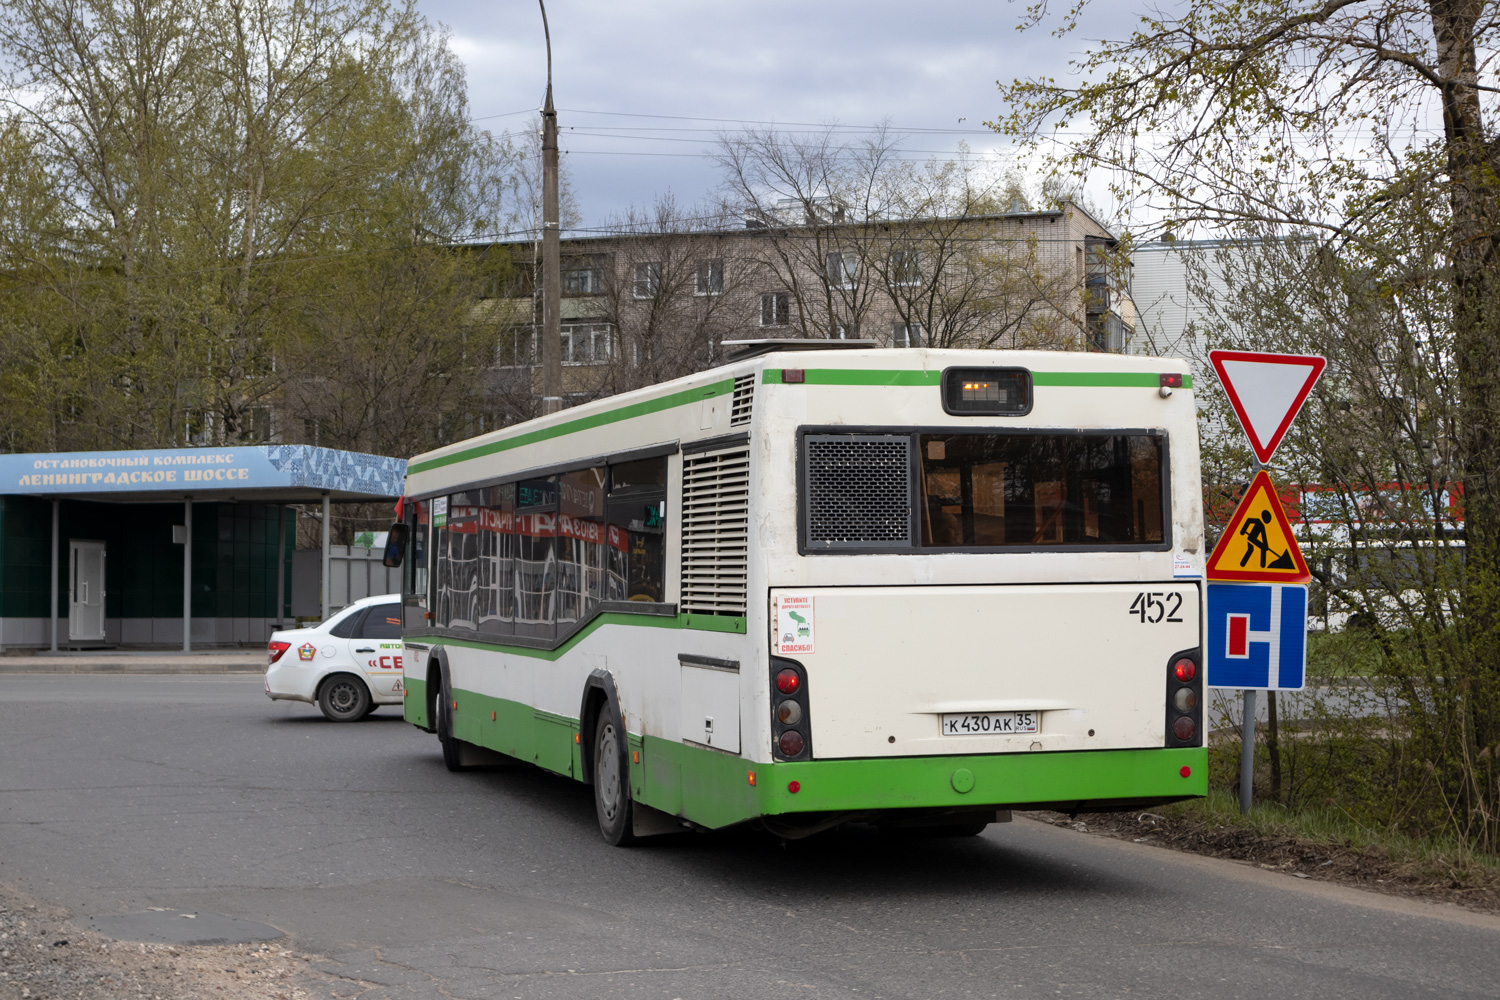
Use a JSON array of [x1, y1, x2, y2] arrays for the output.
[[447, 505, 480, 533], [514, 512, 556, 538], [477, 507, 513, 534], [558, 514, 609, 545]]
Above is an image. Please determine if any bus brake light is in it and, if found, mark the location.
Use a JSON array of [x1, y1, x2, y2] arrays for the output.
[[776, 669, 801, 695]]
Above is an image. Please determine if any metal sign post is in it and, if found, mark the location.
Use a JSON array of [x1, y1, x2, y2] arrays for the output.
[[1207, 351, 1325, 815]]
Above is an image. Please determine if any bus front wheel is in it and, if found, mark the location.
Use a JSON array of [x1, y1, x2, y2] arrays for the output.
[[435, 683, 464, 773], [592, 704, 637, 846]]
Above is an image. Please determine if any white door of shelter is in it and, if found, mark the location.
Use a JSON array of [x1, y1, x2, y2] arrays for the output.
[[69, 540, 106, 642]]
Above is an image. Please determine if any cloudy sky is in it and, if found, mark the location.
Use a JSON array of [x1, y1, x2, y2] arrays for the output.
[[417, 0, 1142, 230]]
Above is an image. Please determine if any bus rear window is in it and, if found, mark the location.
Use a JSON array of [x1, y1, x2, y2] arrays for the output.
[[919, 433, 1164, 548]]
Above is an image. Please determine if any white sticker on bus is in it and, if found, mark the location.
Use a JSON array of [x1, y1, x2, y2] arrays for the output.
[[776, 595, 815, 655]]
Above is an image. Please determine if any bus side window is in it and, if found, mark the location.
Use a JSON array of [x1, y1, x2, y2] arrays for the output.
[[480, 484, 516, 638], [514, 477, 558, 641], [559, 468, 608, 627], [608, 457, 667, 603], [404, 500, 429, 630]]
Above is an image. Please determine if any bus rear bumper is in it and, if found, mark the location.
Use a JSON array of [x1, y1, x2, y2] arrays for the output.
[[758, 746, 1207, 817]]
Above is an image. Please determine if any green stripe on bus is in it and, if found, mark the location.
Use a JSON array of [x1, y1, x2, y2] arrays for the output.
[[408, 377, 738, 475], [410, 685, 1208, 830], [762, 368, 941, 386], [404, 676, 428, 728], [409, 367, 1194, 478], [421, 611, 747, 661], [762, 369, 1191, 389], [750, 744, 1207, 818]]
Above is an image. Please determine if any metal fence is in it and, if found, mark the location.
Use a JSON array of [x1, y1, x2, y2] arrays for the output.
[[290, 546, 401, 619]]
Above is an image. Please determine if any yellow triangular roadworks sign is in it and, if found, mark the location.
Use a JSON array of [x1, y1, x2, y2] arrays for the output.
[[1207, 470, 1310, 583]]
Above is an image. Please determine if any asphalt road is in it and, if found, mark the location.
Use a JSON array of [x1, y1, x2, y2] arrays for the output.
[[2, 674, 1497, 999]]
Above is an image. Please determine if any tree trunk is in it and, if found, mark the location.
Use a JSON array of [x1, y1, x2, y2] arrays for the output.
[[1267, 690, 1281, 804], [1432, 0, 1500, 750]]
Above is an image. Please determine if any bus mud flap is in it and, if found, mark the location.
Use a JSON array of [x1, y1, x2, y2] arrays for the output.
[[456, 742, 510, 768], [631, 801, 682, 837]]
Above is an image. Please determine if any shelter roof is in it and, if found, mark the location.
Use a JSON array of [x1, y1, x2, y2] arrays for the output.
[[0, 445, 405, 503]]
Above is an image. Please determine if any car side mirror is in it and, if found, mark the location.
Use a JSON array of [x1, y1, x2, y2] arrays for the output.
[[382, 522, 408, 568]]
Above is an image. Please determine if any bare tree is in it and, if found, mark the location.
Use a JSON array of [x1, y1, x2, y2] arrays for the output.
[[591, 195, 756, 391], [716, 126, 1102, 348]]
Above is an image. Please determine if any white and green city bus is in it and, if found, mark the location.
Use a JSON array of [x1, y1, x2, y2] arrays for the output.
[[390, 342, 1208, 844]]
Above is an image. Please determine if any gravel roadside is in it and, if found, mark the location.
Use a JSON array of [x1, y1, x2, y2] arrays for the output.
[[1025, 809, 1500, 912], [0, 883, 319, 1000]]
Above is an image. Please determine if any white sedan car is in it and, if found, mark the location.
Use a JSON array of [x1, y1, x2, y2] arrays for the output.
[[265, 593, 405, 722]]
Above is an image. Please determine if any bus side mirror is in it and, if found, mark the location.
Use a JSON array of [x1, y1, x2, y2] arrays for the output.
[[383, 522, 408, 568]]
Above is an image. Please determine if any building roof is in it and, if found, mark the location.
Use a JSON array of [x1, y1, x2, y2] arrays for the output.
[[0, 445, 406, 503]]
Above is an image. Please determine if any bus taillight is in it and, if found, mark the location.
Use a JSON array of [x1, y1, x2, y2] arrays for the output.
[[771, 657, 812, 761], [1165, 649, 1202, 748]]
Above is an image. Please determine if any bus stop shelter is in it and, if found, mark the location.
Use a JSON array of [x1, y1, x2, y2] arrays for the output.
[[0, 445, 406, 651]]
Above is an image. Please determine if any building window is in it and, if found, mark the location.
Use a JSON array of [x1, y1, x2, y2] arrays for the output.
[[890, 251, 922, 287], [892, 322, 922, 348], [563, 261, 603, 295], [832, 323, 858, 340], [695, 259, 724, 296], [243, 405, 273, 442], [562, 323, 613, 363], [184, 410, 215, 446], [826, 251, 858, 290], [633, 262, 661, 299], [760, 292, 790, 327]]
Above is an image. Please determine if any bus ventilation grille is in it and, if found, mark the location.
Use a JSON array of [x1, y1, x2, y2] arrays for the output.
[[681, 446, 750, 615], [730, 374, 755, 426], [804, 435, 912, 548]]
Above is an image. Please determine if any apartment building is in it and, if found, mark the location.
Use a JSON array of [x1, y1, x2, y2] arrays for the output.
[[480, 200, 1135, 410]]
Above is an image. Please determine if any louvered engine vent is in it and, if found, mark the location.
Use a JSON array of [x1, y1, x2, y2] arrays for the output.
[[730, 373, 755, 426], [804, 435, 912, 549], [680, 446, 750, 615]]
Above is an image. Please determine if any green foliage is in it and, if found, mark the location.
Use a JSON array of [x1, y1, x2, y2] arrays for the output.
[[998, 0, 1500, 854], [0, 0, 527, 457]]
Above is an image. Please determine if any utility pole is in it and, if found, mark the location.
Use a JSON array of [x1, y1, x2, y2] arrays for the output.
[[539, 0, 563, 416]]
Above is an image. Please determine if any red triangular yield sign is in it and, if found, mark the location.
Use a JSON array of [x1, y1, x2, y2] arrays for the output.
[[1209, 350, 1326, 464]]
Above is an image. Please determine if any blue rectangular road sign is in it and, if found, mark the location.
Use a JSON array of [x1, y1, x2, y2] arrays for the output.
[[1206, 583, 1307, 691]]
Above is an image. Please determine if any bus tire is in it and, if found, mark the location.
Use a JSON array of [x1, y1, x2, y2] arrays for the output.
[[318, 674, 372, 723], [435, 681, 465, 773], [592, 703, 636, 846]]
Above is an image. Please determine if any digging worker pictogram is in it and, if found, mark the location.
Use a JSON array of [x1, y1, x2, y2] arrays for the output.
[[1239, 510, 1274, 568]]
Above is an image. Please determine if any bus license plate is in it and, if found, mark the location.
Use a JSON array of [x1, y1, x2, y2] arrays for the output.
[[941, 712, 1039, 736]]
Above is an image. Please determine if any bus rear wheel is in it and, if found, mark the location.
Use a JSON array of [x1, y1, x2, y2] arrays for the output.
[[592, 704, 636, 846]]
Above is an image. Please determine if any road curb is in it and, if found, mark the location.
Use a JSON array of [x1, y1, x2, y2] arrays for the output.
[[0, 658, 264, 675]]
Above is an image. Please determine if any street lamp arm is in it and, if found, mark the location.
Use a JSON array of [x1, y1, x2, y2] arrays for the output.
[[539, 0, 553, 110]]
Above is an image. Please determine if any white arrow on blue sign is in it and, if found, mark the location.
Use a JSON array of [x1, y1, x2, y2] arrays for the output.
[[1206, 583, 1308, 691]]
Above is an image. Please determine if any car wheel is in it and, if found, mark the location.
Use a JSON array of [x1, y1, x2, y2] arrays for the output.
[[318, 673, 371, 722], [435, 680, 464, 772], [592, 703, 636, 846]]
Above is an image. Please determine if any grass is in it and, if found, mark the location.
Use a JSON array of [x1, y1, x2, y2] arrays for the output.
[[1149, 788, 1500, 890]]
